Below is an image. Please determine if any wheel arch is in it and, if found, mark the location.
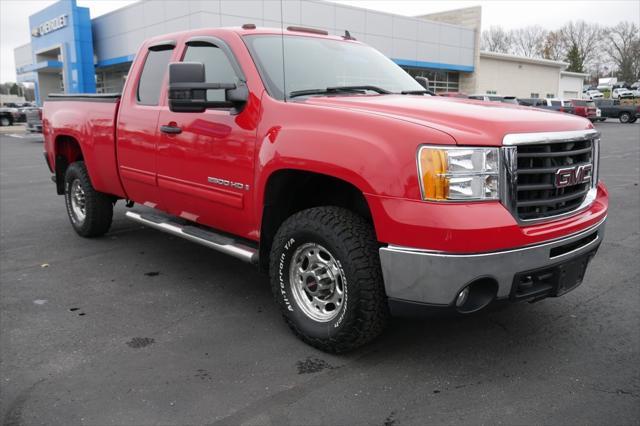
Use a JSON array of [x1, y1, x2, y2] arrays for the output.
[[54, 134, 84, 195], [258, 168, 375, 271]]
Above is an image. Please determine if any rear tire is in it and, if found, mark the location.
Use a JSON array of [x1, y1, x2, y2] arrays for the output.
[[619, 112, 631, 123], [64, 161, 113, 237], [0, 116, 11, 126], [269, 207, 388, 353]]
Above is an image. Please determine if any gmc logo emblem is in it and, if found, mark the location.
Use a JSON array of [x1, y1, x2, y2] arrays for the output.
[[555, 164, 592, 188]]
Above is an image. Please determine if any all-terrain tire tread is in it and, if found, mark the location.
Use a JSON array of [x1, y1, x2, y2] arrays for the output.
[[65, 161, 113, 237], [269, 206, 388, 353]]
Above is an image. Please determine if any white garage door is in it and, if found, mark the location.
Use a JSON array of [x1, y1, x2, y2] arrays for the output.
[[563, 91, 578, 99]]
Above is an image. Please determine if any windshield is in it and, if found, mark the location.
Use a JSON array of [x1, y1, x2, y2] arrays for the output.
[[244, 35, 424, 100]]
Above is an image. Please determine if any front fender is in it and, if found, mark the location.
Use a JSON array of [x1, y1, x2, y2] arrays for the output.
[[254, 95, 456, 209]]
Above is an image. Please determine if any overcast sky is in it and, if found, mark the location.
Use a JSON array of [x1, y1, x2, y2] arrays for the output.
[[1, 0, 639, 83]]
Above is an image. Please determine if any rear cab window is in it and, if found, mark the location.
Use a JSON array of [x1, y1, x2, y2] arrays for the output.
[[572, 100, 596, 107]]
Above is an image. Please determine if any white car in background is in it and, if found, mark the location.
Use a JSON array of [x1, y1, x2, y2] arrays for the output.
[[612, 88, 635, 99], [586, 90, 604, 100]]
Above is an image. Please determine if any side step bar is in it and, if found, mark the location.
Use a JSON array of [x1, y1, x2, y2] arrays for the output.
[[125, 211, 258, 264]]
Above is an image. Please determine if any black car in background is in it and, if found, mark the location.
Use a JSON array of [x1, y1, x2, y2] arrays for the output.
[[0, 108, 15, 127]]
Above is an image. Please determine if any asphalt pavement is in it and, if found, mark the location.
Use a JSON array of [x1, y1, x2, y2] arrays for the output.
[[1, 121, 639, 425]]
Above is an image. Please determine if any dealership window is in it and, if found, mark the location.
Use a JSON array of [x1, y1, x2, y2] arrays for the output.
[[486, 90, 497, 94], [546, 93, 555, 98], [137, 47, 174, 105], [402, 67, 460, 93], [182, 44, 238, 102], [96, 63, 130, 94], [530, 92, 540, 98]]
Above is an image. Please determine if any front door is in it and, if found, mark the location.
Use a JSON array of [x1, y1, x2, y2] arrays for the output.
[[156, 38, 258, 239]]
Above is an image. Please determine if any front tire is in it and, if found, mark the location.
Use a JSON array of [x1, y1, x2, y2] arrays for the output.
[[64, 161, 113, 237], [269, 207, 388, 353]]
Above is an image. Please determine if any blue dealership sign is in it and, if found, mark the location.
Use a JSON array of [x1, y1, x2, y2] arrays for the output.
[[28, 0, 96, 103]]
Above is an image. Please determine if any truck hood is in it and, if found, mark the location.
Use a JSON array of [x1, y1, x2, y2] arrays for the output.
[[302, 95, 593, 146]]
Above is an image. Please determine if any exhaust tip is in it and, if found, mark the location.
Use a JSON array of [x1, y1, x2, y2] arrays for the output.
[[455, 278, 498, 314]]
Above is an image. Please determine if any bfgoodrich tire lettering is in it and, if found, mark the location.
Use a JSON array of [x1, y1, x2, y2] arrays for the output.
[[269, 206, 388, 353], [64, 161, 113, 237]]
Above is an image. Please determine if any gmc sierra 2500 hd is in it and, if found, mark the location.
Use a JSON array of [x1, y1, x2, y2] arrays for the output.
[[43, 26, 608, 352]]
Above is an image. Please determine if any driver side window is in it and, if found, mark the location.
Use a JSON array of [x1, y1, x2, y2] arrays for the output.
[[182, 45, 237, 102]]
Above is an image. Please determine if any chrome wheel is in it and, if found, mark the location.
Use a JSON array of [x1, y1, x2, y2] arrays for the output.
[[289, 243, 345, 322], [70, 179, 87, 223], [0, 117, 9, 126]]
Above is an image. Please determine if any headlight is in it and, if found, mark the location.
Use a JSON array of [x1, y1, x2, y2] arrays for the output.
[[418, 146, 500, 201]]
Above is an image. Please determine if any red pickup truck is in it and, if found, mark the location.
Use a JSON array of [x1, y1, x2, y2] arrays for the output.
[[43, 27, 608, 352], [569, 99, 600, 121]]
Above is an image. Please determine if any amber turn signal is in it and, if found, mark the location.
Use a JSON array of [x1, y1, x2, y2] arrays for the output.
[[418, 147, 449, 200]]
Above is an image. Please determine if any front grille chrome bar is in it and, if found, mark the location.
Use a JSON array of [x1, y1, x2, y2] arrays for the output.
[[500, 129, 600, 225], [503, 129, 600, 146]]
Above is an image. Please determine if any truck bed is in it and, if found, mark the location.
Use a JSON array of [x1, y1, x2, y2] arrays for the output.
[[43, 93, 126, 198]]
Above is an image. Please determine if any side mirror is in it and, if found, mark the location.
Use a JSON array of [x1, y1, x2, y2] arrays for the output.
[[167, 62, 248, 113], [415, 76, 429, 89]]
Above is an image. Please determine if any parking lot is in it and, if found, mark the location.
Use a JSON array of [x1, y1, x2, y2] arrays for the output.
[[1, 122, 638, 425]]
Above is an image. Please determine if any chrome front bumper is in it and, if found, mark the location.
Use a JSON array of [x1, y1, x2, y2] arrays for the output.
[[379, 218, 606, 306]]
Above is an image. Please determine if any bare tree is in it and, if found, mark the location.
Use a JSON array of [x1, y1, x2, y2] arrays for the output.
[[605, 22, 640, 83], [511, 26, 548, 58], [481, 26, 512, 53], [542, 31, 567, 61], [559, 21, 603, 72]]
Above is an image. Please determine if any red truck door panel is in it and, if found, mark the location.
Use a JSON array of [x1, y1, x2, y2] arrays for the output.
[[156, 39, 257, 238], [116, 42, 177, 206]]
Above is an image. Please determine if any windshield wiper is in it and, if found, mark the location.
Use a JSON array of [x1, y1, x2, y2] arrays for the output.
[[401, 89, 436, 96], [289, 85, 392, 98]]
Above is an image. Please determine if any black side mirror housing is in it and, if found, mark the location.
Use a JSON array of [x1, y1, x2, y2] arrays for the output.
[[415, 76, 429, 89], [167, 62, 248, 113]]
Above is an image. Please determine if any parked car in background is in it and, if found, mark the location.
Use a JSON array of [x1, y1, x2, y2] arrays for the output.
[[569, 99, 599, 121], [586, 90, 604, 100], [0, 108, 15, 126], [595, 99, 639, 123], [612, 88, 634, 99], [467, 94, 517, 103], [25, 107, 43, 132], [467, 94, 504, 102], [520, 98, 571, 112]]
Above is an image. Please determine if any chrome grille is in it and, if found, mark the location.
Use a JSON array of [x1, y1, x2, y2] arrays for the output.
[[515, 139, 593, 220]]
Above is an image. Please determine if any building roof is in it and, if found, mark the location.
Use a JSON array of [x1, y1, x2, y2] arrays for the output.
[[480, 51, 569, 69], [561, 70, 590, 78]]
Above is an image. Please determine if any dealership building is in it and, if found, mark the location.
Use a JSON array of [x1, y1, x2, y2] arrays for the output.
[[14, 0, 586, 105]]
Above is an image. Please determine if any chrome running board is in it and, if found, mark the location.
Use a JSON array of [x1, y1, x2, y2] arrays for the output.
[[125, 211, 258, 264]]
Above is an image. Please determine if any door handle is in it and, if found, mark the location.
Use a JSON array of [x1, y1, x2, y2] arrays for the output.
[[160, 125, 182, 134]]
